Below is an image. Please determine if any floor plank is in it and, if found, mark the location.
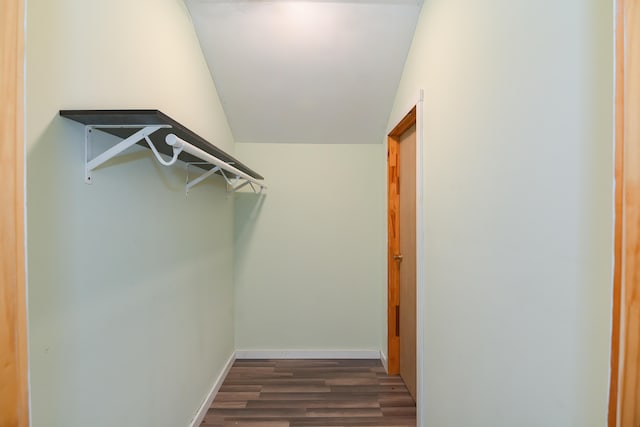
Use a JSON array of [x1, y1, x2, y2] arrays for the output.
[[201, 359, 416, 427]]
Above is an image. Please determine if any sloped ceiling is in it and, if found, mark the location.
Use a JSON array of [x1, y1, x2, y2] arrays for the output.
[[186, 0, 421, 144]]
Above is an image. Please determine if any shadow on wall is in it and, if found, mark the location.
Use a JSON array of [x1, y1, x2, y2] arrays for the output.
[[573, 0, 616, 412], [234, 191, 266, 264]]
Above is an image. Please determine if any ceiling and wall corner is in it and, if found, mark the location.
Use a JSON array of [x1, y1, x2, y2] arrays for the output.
[[185, 0, 422, 144]]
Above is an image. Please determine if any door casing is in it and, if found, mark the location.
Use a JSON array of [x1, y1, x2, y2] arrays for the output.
[[0, 0, 29, 425], [609, 0, 640, 425], [386, 91, 425, 424], [387, 106, 415, 376]]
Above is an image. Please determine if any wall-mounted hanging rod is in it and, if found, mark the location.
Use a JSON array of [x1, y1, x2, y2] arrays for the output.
[[167, 134, 266, 193], [59, 109, 266, 194]]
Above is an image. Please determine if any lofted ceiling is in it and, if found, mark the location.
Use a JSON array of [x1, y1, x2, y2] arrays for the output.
[[186, 0, 421, 144]]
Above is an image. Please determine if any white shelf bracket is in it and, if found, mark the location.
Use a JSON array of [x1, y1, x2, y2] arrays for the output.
[[219, 169, 233, 187], [233, 180, 252, 192], [186, 165, 221, 193], [84, 124, 171, 184], [165, 133, 267, 194], [221, 172, 260, 194], [184, 163, 264, 194]]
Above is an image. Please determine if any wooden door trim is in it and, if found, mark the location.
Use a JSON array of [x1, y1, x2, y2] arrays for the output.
[[387, 131, 400, 375], [387, 92, 425, 426], [386, 90, 425, 420], [387, 106, 417, 376], [610, 0, 640, 425], [0, 0, 29, 425], [389, 107, 417, 138]]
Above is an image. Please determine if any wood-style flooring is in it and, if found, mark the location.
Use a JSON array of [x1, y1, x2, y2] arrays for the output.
[[201, 359, 416, 427]]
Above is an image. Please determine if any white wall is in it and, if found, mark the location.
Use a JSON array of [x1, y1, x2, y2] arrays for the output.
[[234, 143, 386, 353], [388, 1, 614, 426], [26, 0, 236, 425]]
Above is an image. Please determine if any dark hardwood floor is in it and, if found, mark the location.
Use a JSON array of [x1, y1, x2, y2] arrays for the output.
[[200, 359, 416, 427]]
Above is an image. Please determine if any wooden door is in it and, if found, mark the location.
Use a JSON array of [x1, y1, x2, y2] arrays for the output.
[[0, 0, 29, 425], [398, 124, 417, 400], [387, 106, 417, 401]]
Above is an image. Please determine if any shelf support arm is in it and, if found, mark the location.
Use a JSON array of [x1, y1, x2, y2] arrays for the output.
[[144, 135, 183, 166], [232, 180, 252, 192], [84, 124, 169, 183], [186, 166, 221, 193]]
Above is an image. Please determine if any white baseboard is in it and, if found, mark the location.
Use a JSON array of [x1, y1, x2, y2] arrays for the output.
[[235, 349, 381, 359], [380, 350, 388, 373], [189, 352, 236, 427]]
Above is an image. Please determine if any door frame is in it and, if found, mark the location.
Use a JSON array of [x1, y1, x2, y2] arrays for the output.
[[386, 90, 424, 424], [0, 0, 29, 425], [609, 0, 640, 425]]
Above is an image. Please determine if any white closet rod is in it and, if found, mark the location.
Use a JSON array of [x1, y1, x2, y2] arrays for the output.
[[165, 133, 266, 191]]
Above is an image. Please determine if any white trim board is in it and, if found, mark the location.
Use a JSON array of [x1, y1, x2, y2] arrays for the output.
[[380, 350, 389, 373], [189, 352, 236, 427], [415, 89, 426, 427], [235, 350, 381, 359]]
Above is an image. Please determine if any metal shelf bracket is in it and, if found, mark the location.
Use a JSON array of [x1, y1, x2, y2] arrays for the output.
[[84, 124, 172, 184], [185, 163, 264, 194], [170, 132, 265, 194], [81, 124, 266, 193], [62, 110, 266, 192]]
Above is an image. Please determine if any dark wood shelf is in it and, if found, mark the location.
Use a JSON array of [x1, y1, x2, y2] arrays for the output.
[[59, 109, 264, 180]]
